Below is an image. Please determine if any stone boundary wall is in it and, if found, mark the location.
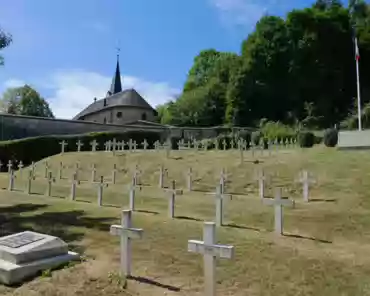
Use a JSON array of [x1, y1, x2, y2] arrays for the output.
[[0, 113, 254, 141]]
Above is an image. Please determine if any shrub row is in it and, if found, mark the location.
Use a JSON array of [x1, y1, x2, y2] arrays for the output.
[[0, 130, 162, 170]]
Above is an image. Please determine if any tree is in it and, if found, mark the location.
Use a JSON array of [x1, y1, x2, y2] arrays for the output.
[[0, 27, 12, 66], [0, 85, 55, 118]]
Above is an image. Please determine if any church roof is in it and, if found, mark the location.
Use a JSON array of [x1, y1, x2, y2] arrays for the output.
[[73, 88, 155, 120]]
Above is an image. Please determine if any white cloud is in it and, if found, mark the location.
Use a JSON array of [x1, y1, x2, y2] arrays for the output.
[[3, 79, 25, 88], [43, 70, 180, 119], [209, 0, 290, 27]]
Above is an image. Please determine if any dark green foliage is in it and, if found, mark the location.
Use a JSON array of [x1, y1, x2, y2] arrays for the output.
[[324, 128, 339, 147], [298, 131, 315, 148], [0, 130, 161, 170]]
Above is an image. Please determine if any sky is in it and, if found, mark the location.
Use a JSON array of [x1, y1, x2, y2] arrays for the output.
[[0, 0, 315, 119]]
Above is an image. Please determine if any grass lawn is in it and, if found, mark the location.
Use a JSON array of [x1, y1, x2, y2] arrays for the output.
[[0, 147, 370, 295]]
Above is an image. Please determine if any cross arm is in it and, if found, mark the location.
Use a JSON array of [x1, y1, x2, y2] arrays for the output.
[[110, 225, 143, 239], [188, 240, 234, 259], [263, 197, 295, 207]]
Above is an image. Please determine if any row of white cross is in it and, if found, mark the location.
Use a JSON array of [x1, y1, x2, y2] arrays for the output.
[[110, 209, 234, 296]]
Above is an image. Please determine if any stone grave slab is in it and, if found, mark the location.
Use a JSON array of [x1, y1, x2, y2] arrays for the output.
[[0, 231, 79, 285]]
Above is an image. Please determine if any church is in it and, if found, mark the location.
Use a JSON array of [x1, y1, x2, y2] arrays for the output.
[[73, 57, 158, 125]]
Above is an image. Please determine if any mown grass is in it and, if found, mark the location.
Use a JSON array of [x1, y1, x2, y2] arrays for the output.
[[0, 147, 370, 295]]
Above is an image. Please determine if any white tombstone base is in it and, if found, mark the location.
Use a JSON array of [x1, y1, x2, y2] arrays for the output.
[[0, 231, 79, 285]]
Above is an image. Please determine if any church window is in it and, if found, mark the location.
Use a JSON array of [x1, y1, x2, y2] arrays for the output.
[[117, 111, 122, 118], [141, 113, 147, 120]]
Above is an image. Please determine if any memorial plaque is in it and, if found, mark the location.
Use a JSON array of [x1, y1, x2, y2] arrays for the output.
[[0, 232, 45, 248]]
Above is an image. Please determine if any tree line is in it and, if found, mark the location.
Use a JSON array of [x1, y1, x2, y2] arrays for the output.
[[157, 0, 370, 130]]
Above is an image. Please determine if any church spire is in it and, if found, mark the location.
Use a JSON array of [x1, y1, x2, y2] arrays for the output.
[[109, 49, 122, 95]]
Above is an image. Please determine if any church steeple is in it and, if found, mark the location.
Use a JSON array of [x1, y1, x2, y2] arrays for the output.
[[108, 51, 122, 95]]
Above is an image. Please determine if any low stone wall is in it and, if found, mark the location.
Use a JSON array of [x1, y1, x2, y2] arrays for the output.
[[0, 113, 253, 141], [338, 130, 370, 149]]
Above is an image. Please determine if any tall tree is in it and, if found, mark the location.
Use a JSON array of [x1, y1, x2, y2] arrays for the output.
[[0, 85, 55, 118], [0, 27, 12, 66]]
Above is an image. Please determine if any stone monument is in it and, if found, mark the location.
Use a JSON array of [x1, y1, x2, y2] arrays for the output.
[[0, 231, 79, 285]]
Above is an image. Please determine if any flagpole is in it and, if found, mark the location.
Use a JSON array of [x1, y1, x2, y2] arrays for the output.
[[355, 36, 362, 131]]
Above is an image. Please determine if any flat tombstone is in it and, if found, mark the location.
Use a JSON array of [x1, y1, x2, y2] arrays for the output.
[[263, 188, 294, 235], [188, 222, 234, 296], [0, 231, 79, 285], [110, 210, 143, 277]]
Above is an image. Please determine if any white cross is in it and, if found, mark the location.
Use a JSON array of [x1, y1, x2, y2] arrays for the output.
[[58, 162, 64, 180], [132, 141, 138, 151], [96, 176, 108, 206], [26, 169, 35, 195], [128, 139, 133, 151], [104, 141, 111, 151], [110, 210, 143, 277], [188, 222, 234, 296], [263, 187, 294, 235], [219, 169, 228, 194], [164, 180, 183, 219], [91, 163, 97, 183], [186, 167, 193, 191], [76, 140, 84, 152], [298, 170, 316, 202], [141, 139, 148, 150], [17, 161, 24, 178], [133, 165, 141, 186], [127, 177, 142, 211], [158, 165, 167, 188], [7, 160, 12, 173], [60, 140, 68, 154], [111, 164, 118, 184], [112, 138, 117, 154], [70, 173, 80, 201], [44, 161, 49, 178], [207, 184, 232, 227], [154, 141, 160, 150], [8, 169, 16, 191], [90, 140, 98, 152], [45, 172, 55, 197], [222, 140, 227, 151], [255, 169, 267, 199]]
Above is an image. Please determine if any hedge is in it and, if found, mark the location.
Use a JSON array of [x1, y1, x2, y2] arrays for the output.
[[0, 130, 162, 170]]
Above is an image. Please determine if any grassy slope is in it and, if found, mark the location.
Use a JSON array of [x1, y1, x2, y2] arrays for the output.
[[0, 148, 370, 295]]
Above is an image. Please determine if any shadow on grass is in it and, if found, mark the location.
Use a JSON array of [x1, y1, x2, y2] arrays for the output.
[[175, 215, 203, 222], [0, 203, 117, 254], [309, 198, 337, 203], [128, 275, 181, 292], [224, 223, 262, 232], [135, 209, 160, 215], [283, 233, 332, 244]]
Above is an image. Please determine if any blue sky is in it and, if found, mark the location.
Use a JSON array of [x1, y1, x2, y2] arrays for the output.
[[0, 0, 315, 118]]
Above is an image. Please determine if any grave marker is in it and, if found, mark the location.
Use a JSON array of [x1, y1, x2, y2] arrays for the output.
[[112, 138, 117, 154], [112, 164, 118, 184], [7, 160, 12, 174], [255, 169, 267, 199], [17, 161, 24, 178], [298, 170, 316, 202], [45, 172, 55, 197], [60, 140, 68, 154], [141, 139, 148, 150], [158, 165, 167, 188], [44, 161, 49, 178], [207, 184, 232, 227], [8, 170, 16, 191], [263, 187, 294, 235], [96, 176, 108, 206], [91, 163, 97, 183], [76, 140, 84, 152], [90, 140, 98, 152], [26, 169, 35, 195], [110, 210, 143, 277], [164, 180, 183, 219], [70, 173, 80, 201], [58, 162, 64, 180], [186, 167, 193, 191], [188, 222, 234, 296], [128, 177, 141, 211]]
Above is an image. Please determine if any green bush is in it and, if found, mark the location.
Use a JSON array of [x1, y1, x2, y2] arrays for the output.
[[260, 121, 297, 142], [323, 128, 338, 147], [0, 130, 161, 170], [298, 131, 315, 148]]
